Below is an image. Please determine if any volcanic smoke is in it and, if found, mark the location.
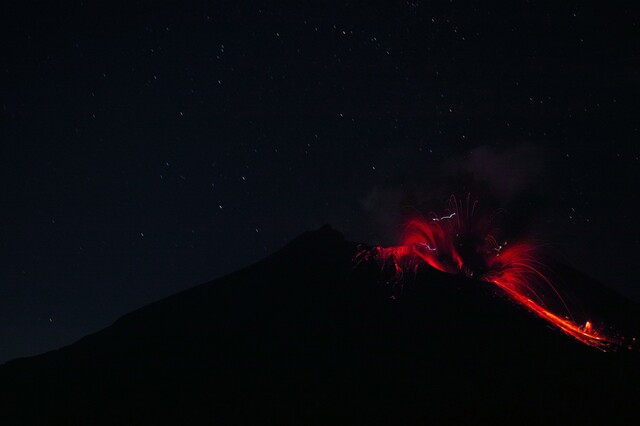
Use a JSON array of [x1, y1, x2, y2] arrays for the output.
[[356, 194, 622, 352]]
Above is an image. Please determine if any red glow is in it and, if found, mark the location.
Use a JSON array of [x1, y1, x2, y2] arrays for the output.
[[358, 195, 621, 351]]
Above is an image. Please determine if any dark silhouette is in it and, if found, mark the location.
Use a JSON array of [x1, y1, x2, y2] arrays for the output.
[[1, 226, 639, 425]]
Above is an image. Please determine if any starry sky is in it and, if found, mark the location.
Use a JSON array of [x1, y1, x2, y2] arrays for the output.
[[1, 2, 638, 363]]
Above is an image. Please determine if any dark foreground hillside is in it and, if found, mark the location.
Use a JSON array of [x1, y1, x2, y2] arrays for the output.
[[1, 226, 639, 425]]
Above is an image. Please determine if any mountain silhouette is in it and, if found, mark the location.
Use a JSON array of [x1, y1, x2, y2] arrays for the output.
[[1, 226, 639, 425]]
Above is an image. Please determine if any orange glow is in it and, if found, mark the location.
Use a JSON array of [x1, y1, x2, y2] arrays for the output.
[[357, 195, 621, 352]]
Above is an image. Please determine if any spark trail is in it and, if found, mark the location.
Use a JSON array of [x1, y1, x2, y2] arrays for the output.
[[356, 195, 621, 351]]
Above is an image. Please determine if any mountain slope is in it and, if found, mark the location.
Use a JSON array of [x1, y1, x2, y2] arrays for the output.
[[1, 225, 639, 425]]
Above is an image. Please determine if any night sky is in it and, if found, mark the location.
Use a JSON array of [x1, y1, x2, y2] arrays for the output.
[[1, 2, 638, 363]]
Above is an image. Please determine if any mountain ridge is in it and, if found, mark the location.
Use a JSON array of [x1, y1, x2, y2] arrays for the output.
[[1, 225, 638, 425]]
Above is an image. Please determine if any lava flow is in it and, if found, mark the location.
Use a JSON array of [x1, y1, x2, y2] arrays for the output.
[[357, 195, 621, 352]]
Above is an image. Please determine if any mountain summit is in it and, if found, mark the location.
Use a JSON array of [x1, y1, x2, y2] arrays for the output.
[[2, 226, 639, 425]]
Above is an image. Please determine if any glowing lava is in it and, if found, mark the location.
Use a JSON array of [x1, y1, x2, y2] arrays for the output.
[[357, 195, 620, 352]]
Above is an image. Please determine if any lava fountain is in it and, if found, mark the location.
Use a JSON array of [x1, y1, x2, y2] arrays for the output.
[[356, 194, 621, 352]]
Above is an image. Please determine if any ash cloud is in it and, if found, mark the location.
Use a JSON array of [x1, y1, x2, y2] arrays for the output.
[[443, 143, 544, 201], [354, 143, 548, 245]]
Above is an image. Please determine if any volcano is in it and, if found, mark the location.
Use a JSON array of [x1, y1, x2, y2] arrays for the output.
[[1, 226, 639, 425]]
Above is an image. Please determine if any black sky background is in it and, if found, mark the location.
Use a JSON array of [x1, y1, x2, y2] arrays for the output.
[[1, 1, 638, 363]]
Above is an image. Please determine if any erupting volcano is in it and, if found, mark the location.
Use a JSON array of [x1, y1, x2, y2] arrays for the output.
[[356, 194, 622, 351], [2, 222, 639, 424]]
